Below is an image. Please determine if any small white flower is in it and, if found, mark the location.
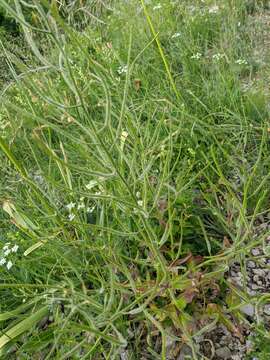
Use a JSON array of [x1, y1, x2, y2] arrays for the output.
[[4, 249, 11, 256], [79, 197, 85, 202], [136, 191, 141, 198], [208, 5, 219, 14], [212, 53, 225, 61], [191, 52, 202, 60], [11, 245, 19, 253], [87, 206, 95, 213], [117, 65, 128, 75], [235, 59, 248, 65], [66, 202, 76, 211], [137, 200, 143, 207], [68, 213, 76, 221], [0, 258, 6, 265], [86, 180, 98, 190], [77, 203, 85, 210], [121, 130, 129, 141], [153, 4, 162, 10], [172, 32, 181, 39], [120, 130, 129, 150], [6, 261, 13, 270], [3, 244, 10, 251]]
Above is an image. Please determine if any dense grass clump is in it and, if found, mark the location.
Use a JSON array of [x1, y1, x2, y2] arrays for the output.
[[0, 0, 270, 358]]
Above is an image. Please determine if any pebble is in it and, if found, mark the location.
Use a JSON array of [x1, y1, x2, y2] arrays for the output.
[[263, 304, 270, 316], [247, 288, 257, 296], [240, 304, 255, 317], [251, 248, 261, 256], [251, 283, 261, 290], [247, 260, 256, 268], [253, 275, 263, 285], [232, 355, 241, 360], [215, 346, 232, 359], [177, 344, 192, 360], [253, 269, 265, 276]]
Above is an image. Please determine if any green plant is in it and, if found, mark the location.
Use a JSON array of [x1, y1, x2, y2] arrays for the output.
[[0, 0, 270, 358]]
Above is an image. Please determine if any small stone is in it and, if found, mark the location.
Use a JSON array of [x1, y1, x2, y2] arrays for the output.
[[263, 304, 270, 316], [253, 269, 265, 276], [240, 303, 255, 317], [177, 344, 192, 360], [246, 340, 254, 353], [251, 283, 261, 290], [253, 275, 263, 285], [230, 270, 237, 277], [233, 276, 243, 287], [247, 260, 256, 268], [251, 248, 261, 256], [247, 288, 257, 296], [215, 346, 232, 359], [232, 355, 241, 360]]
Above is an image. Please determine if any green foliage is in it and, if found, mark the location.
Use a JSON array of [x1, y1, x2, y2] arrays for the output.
[[0, 0, 270, 358]]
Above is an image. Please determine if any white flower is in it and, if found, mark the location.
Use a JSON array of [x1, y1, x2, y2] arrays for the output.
[[87, 206, 95, 213], [117, 65, 128, 75], [136, 191, 141, 198], [120, 130, 129, 150], [137, 200, 143, 207], [191, 52, 202, 60], [86, 180, 98, 190], [3, 244, 10, 251], [0, 258, 6, 265], [66, 202, 76, 211], [153, 4, 162, 10], [79, 197, 85, 202], [77, 203, 85, 210], [4, 249, 11, 256], [11, 245, 19, 253], [172, 32, 181, 39], [121, 130, 129, 141], [212, 53, 225, 61], [6, 261, 13, 270], [68, 213, 76, 221], [208, 5, 219, 14], [235, 59, 248, 65]]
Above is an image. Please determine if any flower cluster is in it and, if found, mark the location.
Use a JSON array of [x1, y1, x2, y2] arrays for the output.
[[208, 5, 219, 14], [0, 243, 19, 270], [66, 197, 96, 222], [153, 4, 162, 11], [235, 59, 248, 65], [191, 52, 202, 60], [117, 65, 128, 75], [212, 53, 225, 61], [172, 32, 181, 39]]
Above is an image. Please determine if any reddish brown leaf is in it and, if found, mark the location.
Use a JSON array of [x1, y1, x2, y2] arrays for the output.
[[134, 79, 141, 91], [183, 287, 198, 304], [170, 253, 193, 267], [157, 198, 168, 212], [187, 255, 204, 265], [223, 236, 231, 248]]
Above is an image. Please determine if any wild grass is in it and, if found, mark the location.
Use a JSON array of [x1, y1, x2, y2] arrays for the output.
[[0, 0, 270, 358]]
